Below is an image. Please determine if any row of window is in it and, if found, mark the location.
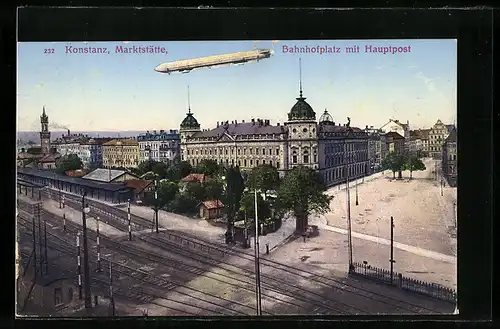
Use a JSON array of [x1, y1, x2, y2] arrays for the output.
[[291, 154, 317, 164], [187, 146, 282, 156], [190, 133, 284, 142], [324, 163, 366, 183], [139, 143, 178, 149], [325, 142, 367, 154], [188, 157, 281, 169]]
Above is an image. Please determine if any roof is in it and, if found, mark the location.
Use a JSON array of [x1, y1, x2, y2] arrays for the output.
[[445, 129, 457, 143], [201, 200, 224, 210], [137, 130, 180, 142], [181, 173, 209, 183], [418, 129, 431, 139], [288, 94, 316, 121], [65, 169, 88, 177], [26, 147, 43, 155], [384, 131, 405, 140], [445, 124, 456, 133], [193, 121, 285, 139], [319, 109, 334, 124], [17, 167, 133, 192], [38, 152, 61, 163], [82, 168, 134, 182], [180, 110, 201, 130], [126, 179, 153, 194], [102, 138, 138, 146]]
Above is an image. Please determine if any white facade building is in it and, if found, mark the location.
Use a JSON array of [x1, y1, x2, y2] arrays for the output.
[[137, 129, 180, 165]]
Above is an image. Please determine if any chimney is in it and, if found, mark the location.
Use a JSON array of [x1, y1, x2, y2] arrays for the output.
[[21, 148, 25, 153], [277, 122, 280, 126], [407, 120, 409, 125], [217, 121, 219, 127], [231, 120, 234, 124], [366, 125, 368, 129], [235, 120, 237, 125], [160, 129, 164, 133], [242, 120, 245, 123], [67, 129, 70, 136]]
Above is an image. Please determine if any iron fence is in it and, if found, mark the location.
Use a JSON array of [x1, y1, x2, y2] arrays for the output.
[[351, 261, 457, 303]]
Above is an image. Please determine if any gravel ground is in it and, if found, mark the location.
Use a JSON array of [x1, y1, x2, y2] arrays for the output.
[[323, 158, 457, 256]]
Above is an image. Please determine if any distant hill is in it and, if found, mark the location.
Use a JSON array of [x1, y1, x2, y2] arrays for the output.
[[16, 131, 147, 144]]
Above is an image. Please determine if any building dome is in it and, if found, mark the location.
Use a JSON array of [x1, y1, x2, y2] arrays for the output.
[[288, 95, 316, 121], [180, 110, 200, 130], [319, 109, 334, 125]]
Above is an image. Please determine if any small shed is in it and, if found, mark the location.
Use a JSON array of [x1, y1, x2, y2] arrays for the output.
[[125, 179, 154, 203], [199, 200, 224, 220]]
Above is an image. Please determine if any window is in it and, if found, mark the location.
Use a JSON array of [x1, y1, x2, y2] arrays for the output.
[[68, 288, 74, 301], [263, 160, 266, 164], [54, 287, 63, 306], [256, 160, 260, 165], [277, 162, 280, 168], [313, 155, 317, 162], [292, 128, 297, 133], [244, 159, 247, 167], [269, 161, 273, 166], [276, 148, 280, 155], [303, 127, 308, 133], [303, 155, 309, 163], [256, 149, 259, 155], [250, 160, 253, 166], [262, 148, 265, 155]]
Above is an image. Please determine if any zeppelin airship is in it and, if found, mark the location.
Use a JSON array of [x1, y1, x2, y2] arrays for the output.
[[154, 49, 273, 74]]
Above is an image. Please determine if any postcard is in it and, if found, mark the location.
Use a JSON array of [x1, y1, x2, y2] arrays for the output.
[[16, 39, 457, 317]]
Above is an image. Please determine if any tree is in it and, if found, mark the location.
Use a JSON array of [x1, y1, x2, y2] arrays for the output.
[[247, 164, 280, 196], [158, 181, 179, 206], [151, 162, 168, 179], [137, 159, 157, 176], [165, 161, 192, 182], [56, 154, 83, 174], [275, 166, 334, 234], [239, 191, 271, 226], [203, 179, 224, 201], [196, 159, 221, 177], [167, 193, 198, 215], [381, 152, 406, 179], [184, 181, 206, 203], [404, 155, 426, 179]]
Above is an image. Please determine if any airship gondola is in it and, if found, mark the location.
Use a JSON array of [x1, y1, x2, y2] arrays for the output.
[[154, 48, 273, 74]]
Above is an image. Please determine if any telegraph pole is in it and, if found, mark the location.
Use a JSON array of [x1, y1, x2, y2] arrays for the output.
[[390, 216, 395, 284], [345, 130, 354, 272], [36, 203, 43, 277], [355, 178, 359, 206], [154, 179, 159, 233], [254, 188, 262, 315], [81, 192, 92, 308], [128, 199, 132, 240], [96, 216, 102, 272], [109, 258, 115, 316], [77, 232, 82, 299], [32, 213, 38, 278], [43, 219, 48, 275]]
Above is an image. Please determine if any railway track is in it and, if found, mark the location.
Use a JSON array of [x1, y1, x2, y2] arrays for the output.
[[17, 212, 251, 316], [30, 192, 445, 314]]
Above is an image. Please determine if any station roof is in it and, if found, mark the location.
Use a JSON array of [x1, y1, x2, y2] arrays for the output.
[[17, 168, 133, 192], [82, 168, 132, 183]]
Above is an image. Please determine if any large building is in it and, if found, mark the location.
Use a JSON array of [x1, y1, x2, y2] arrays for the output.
[[102, 139, 140, 169], [179, 80, 369, 187], [442, 128, 457, 187], [379, 119, 411, 151], [429, 119, 455, 159], [52, 131, 112, 169], [137, 129, 180, 165], [364, 126, 385, 173], [16, 107, 61, 169]]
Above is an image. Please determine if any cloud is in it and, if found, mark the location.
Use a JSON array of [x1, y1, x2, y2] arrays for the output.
[[375, 65, 384, 70], [415, 71, 436, 92], [408, 65, 418, 68]]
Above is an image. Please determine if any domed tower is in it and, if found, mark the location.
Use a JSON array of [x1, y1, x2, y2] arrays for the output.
[[179, 87, 201, 162], [285, 58, 319, 170], [40, 106, 51, 154]]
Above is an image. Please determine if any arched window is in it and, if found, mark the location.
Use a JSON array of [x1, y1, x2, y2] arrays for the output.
[[292, 150, 297, 164], [303, 149, 309, 164]]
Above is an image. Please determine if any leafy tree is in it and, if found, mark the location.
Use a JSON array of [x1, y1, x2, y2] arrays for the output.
[[404, 155, 426, 179], [239, 191, 271, 225], [56, 154, 84, 174], [196, 159, 221, 177], [167, 193, 198, 215], [184, 181, 206, 203], [137, 159, 157, 176], [247, 164, 280, 196], [152, 162, 168, 179], [224, 166, 245, 222], [203, 179, 224, 201], [165, 161, 192, 182], [275, 166, 333, 233], [158, 181, 179, 206], [381, 152, 406, 179]]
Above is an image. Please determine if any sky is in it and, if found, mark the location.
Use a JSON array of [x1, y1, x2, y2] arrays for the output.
[[17, 39, 457, 132]]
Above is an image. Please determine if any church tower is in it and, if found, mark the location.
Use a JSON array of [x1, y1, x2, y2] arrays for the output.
[[285, 58, 319, 171], [179, 86, 201, 162], [40, 106, 51, 154]]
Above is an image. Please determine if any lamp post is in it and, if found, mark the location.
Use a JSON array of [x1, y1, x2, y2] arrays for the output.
[[344, 124, 354, 273], [154, 178, 159, 233], [254, 187, 262, 315], [355, 178, 359, 206], [81, 192, 92, 308]]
